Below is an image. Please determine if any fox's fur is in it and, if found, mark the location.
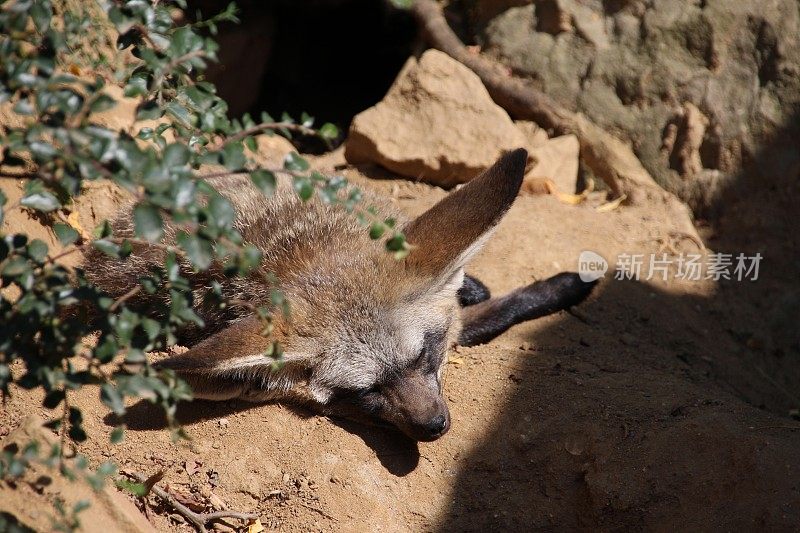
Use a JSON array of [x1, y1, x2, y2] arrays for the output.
[[82, 149, 595, 441]]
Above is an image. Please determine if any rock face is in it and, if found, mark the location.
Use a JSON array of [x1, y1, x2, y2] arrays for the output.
[[474, 0, 800, 210], [345, 49, 527, 187]]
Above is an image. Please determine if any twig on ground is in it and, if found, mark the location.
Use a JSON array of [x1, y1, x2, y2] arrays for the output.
[[121, 470, 259, 533], [296, 500, 338, 522]]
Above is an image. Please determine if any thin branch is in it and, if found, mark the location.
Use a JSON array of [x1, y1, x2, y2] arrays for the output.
[[109, 237, 185, 257], [122, 471, 259, 533], [163, 49, 208, 73], [109, 285, 142, 312], [47, 246, 83, 265], [0, 171, 38, 180], [196, 166, 307, 181], [222, 122, 316, 147]]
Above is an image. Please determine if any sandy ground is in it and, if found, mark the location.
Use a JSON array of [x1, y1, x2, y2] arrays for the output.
[[1, 151, 799, 531]]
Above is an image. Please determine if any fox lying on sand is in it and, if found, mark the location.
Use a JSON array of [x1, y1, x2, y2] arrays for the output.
[[83, 148, 595, 441]]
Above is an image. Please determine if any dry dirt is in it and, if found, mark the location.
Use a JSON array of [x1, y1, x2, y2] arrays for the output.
[[1, 148, 799, 532]]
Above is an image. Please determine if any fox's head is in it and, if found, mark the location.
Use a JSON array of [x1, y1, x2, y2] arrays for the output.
[[306, 148, 528, 440], [159, 149, 528, 441]]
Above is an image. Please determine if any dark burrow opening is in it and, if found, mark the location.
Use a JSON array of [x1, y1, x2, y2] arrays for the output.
[[189, 0, 418, 151]]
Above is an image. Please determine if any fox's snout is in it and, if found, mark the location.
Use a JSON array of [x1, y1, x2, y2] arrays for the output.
[[323, 367, 451, 441], [379, 370, 451, 441]]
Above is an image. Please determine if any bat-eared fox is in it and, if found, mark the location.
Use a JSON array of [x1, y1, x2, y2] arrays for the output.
[[83, 148, 595, 441]]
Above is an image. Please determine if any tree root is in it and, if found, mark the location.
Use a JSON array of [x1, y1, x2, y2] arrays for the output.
[[410, 0, 668, 206], [122, 470, 259, 533]]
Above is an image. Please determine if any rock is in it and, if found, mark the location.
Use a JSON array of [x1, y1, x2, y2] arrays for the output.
[[0, 417, 155, 533], [661, 102, 709, 178], [477, 0, 800, 210], [252, 134, 296, 168], [345, 49, 527, 187], [515, 120, 548, 147], [523, 134, 580, 193]]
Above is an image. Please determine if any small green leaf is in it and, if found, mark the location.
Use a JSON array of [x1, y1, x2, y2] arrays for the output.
[[385, 234, 405, 250], [93, 220, 113, 239], [21, 191, 60, 212], [319, 123, 339, 140], [177, 232, 213, 269], [136, 100, 162, 121], [73, 500, 91, 514], [165, 101, 193, 128], [110, 426, 125, 444], [29, 141, 57, 159], [116, 479, 148, 498], [250, 170, 276, 196], [90, 94, 116, 113], [207, 195, 235, 229], [124, 74, 149, 98], [369, 222, 386, 240], [53, 223, 80, 246], [2, 257, 30, 277], [30, 1, 52, 32], [162, 143, 190, 169], [94, 337, 118, 363], [283, 152, 309, 172], [221, 142, 246, 171], [133, 204, 164, 242], [293, 178, 313, 201], [100, 383, 125, 416], [27, 239, 48, 262], [13, 100, 34, 115], [92, 239, 121, 258]]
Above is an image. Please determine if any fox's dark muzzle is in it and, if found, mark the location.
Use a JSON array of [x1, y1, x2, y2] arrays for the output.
[[410, 409, 450, 441], [380, 370, 450, 441], [323, 367, 451, 441]]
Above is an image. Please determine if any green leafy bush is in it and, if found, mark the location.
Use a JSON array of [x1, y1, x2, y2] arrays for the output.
[[0, 0, 409, 526]]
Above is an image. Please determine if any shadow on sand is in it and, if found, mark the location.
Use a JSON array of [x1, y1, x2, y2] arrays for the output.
[[107, 398, 421, 476], [435, 110, 800, 530]]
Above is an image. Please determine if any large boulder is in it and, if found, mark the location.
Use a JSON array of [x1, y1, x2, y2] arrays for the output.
[[474, 0, 800, 211], [345, 49, 527, 187]]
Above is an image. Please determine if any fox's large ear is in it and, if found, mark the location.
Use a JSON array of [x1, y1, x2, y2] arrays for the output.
[[154, 317, 312, 403], [404, 148, 528, 282]]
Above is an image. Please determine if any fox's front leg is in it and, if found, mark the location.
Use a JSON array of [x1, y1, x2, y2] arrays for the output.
[[458, 272, 596, 346]]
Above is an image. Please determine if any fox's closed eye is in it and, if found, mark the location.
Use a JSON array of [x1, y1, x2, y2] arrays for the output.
[[414, 347, 427, 365]]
